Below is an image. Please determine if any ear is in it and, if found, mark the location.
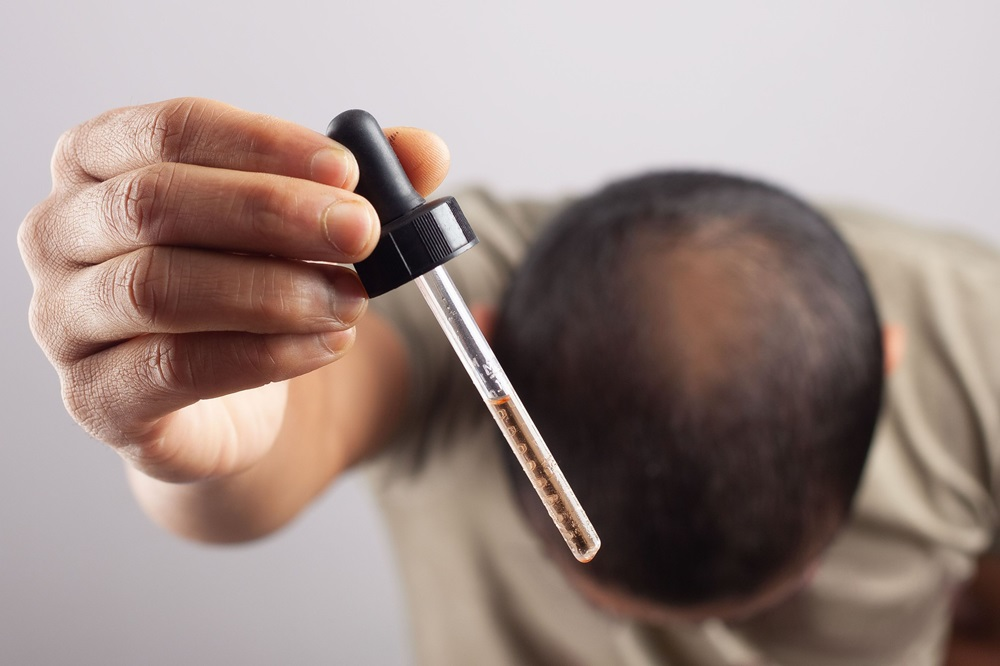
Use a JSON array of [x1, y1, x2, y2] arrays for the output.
[[471, 303, 498, 342], [883, 324, 906, 376]]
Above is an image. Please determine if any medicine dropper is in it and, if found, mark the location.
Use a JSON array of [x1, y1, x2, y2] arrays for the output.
[[327, 110, 600, 563]]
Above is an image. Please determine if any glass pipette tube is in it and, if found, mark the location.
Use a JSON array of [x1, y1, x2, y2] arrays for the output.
[[415, 265, 601, 563]]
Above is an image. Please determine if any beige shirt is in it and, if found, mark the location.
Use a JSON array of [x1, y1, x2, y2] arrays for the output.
[[365, 189, 1000, 665]]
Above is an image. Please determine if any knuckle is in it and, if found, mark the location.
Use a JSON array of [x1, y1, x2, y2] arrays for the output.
[[108, 247, 172, 328], [27, 291, 53, 349], [29, 287, 89, 365], [246, 180, 289, 240], [138, 335, 190, 395], [241, 263, 278, 318], [61, 368, 105, 437], [61, 359, 151, 451], [247, 264, 325, 325], [238, 335, 281, 383], [106, 171, 150, 246], [103, 163, 177, 247], [240, 113, 281, 156], [20, 191, 92, 267], [147, 97, 204, 163], [26, 291, 44, 341], [27, 290, 60, 360], [50, 125, 83, 181], [17, 199, 49, 267]]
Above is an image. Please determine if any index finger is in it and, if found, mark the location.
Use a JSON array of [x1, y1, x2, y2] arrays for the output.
[[52, 97, 358, 189]]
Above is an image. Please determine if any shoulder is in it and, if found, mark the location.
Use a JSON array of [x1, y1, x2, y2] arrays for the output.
[[825, 203, 1000, 552], [818, 203, 1000, 344], [819, 203, 1000, 289]]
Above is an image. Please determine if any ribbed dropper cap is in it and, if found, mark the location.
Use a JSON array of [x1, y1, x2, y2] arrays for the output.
[[326, 110, 478, 297]]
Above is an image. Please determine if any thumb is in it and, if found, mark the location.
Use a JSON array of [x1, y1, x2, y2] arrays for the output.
[[384, 126, 451, 198]]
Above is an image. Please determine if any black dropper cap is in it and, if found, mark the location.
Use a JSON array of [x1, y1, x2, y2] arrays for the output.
[[326, 110, 478, 297]]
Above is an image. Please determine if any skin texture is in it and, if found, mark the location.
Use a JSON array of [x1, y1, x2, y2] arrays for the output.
[[17, 98, 998, 661], [18, 97, 445, 540]]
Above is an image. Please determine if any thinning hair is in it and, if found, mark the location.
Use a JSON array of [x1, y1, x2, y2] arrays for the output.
[[492, 171, 884, 607]]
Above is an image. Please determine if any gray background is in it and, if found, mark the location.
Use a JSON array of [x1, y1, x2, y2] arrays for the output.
[[1, 2, 998, 664]]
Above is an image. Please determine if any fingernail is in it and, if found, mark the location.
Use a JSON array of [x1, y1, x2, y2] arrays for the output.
[[322, 201, 378, 259], [310, 145, 355, 187], [329, 271, 368, 325], [317, 329, 356, 358]]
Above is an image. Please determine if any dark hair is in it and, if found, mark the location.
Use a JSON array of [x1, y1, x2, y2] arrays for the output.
[[492, 171, 884, 607]]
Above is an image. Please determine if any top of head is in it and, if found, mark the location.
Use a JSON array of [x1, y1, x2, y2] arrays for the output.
[[491, 170, 885, 609]]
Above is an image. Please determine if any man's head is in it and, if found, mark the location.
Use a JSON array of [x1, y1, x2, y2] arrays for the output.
[[491, 171, 884, 619]]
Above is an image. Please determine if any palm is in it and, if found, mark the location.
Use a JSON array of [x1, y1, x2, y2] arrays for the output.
[[134, 381, 289, 482]]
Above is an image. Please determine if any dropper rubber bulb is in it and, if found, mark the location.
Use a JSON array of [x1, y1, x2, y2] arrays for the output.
[[326, 110, 478, 297]]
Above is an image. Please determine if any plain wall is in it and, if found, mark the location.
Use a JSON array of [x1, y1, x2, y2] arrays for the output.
[[2, 2, 998, 664]]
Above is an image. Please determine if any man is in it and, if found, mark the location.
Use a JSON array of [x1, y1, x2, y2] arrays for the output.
[[17, 98, 1000, 664]]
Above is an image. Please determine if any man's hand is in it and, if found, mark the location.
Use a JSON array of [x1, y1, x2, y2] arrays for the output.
[[18, 98, 449, 486]]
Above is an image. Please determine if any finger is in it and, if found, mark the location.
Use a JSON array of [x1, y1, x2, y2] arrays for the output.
[[55, 248, 366, 360], [52, 97, 359, 189], [59, 162, 378, 266], [63, 328, 355, 455], [384, 126, 451, 197]]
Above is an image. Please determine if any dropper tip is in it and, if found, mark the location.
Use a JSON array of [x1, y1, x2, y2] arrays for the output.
[[574, 537, 601, 564]]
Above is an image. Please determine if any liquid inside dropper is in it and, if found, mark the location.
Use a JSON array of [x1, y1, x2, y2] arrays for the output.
[[415, 266, 601, 563], [488, 395, 600, 562]]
